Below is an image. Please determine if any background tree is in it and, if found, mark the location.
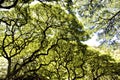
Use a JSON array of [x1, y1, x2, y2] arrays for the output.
[[66, 0, 120, 50]]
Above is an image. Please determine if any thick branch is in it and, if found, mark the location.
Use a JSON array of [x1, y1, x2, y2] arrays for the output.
[[0, 0, 18, 9]]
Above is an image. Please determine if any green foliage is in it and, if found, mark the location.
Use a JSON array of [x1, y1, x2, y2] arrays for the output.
[[0, 1, 120, 80], [58, 0, 120, 49]]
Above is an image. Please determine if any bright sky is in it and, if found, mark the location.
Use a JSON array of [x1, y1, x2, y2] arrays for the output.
[[83, 34, 100, 47]]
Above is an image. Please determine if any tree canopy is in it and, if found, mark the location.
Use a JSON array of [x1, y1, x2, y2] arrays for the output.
[[0, 0, 120, 80]]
